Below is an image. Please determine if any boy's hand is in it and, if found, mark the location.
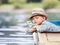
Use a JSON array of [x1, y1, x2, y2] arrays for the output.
[[28, 25, 37, 33]]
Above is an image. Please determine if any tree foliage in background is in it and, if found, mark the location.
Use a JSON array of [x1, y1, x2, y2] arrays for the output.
[[0, 0, 9, 4], [9, 0, 26, 9], [42, 0, 59, 10], [0, 0, 60, 9], [27, 0, 42, 3]]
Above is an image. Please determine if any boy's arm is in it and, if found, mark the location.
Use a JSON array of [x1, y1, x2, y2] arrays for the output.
[[36, 22, 60, 32], [49, 24, 60, 31], [36, 25, 48, 32]]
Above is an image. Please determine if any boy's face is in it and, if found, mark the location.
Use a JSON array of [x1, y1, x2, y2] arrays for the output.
[[32, 15, 45, 25]]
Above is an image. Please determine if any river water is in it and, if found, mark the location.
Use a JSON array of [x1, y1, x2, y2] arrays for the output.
[[0, 10, 35, 45]]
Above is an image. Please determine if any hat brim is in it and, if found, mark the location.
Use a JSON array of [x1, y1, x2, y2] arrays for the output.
[[30, 13, 47, 20]]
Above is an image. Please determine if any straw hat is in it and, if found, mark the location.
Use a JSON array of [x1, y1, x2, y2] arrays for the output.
[[30, 8, 47, 20]]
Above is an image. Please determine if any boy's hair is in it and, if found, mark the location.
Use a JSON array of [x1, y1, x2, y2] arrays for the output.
[[30, 8, 47, 20]]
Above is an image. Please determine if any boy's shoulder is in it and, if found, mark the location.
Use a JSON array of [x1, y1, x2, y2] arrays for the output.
[[42, 20, 51, 25], [41, 20, 60, 28], [41, 20, 57, 27]]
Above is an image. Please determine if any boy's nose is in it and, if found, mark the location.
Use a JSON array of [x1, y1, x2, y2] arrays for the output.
[[34, 19, 37, 23]]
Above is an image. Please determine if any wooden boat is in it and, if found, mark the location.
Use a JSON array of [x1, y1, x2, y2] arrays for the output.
[[33, 31, 60, 45]]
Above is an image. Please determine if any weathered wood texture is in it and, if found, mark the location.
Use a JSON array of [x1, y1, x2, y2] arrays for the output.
[[33, 32, 60, 45]]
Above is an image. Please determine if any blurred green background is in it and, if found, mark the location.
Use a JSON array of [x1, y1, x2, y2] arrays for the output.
[[0, 0, 60, 9]]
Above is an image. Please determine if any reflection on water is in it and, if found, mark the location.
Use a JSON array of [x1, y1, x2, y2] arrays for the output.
[[0, 10, 35, 45], [0, 30, 34, 45]]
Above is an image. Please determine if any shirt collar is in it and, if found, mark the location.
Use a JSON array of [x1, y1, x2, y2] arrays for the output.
[[41, 20, 47, 25]]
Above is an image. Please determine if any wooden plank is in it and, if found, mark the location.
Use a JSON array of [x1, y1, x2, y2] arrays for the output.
[[33, 32, 39, 45], [46, 42, 60, 45], [38, 33, 47, 45], [47, 33, 60, 41]]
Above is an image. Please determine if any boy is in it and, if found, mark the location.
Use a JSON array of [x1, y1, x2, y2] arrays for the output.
[[26, 8, 60, 34]]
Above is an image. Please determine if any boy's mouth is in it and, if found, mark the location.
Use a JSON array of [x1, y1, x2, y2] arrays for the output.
[[34, 22, 39, 24], [34, 22, 37, 23]]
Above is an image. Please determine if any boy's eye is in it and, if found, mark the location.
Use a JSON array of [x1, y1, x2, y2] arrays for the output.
[[32, 17, 39, 20], [35, 17, 39, 19]]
